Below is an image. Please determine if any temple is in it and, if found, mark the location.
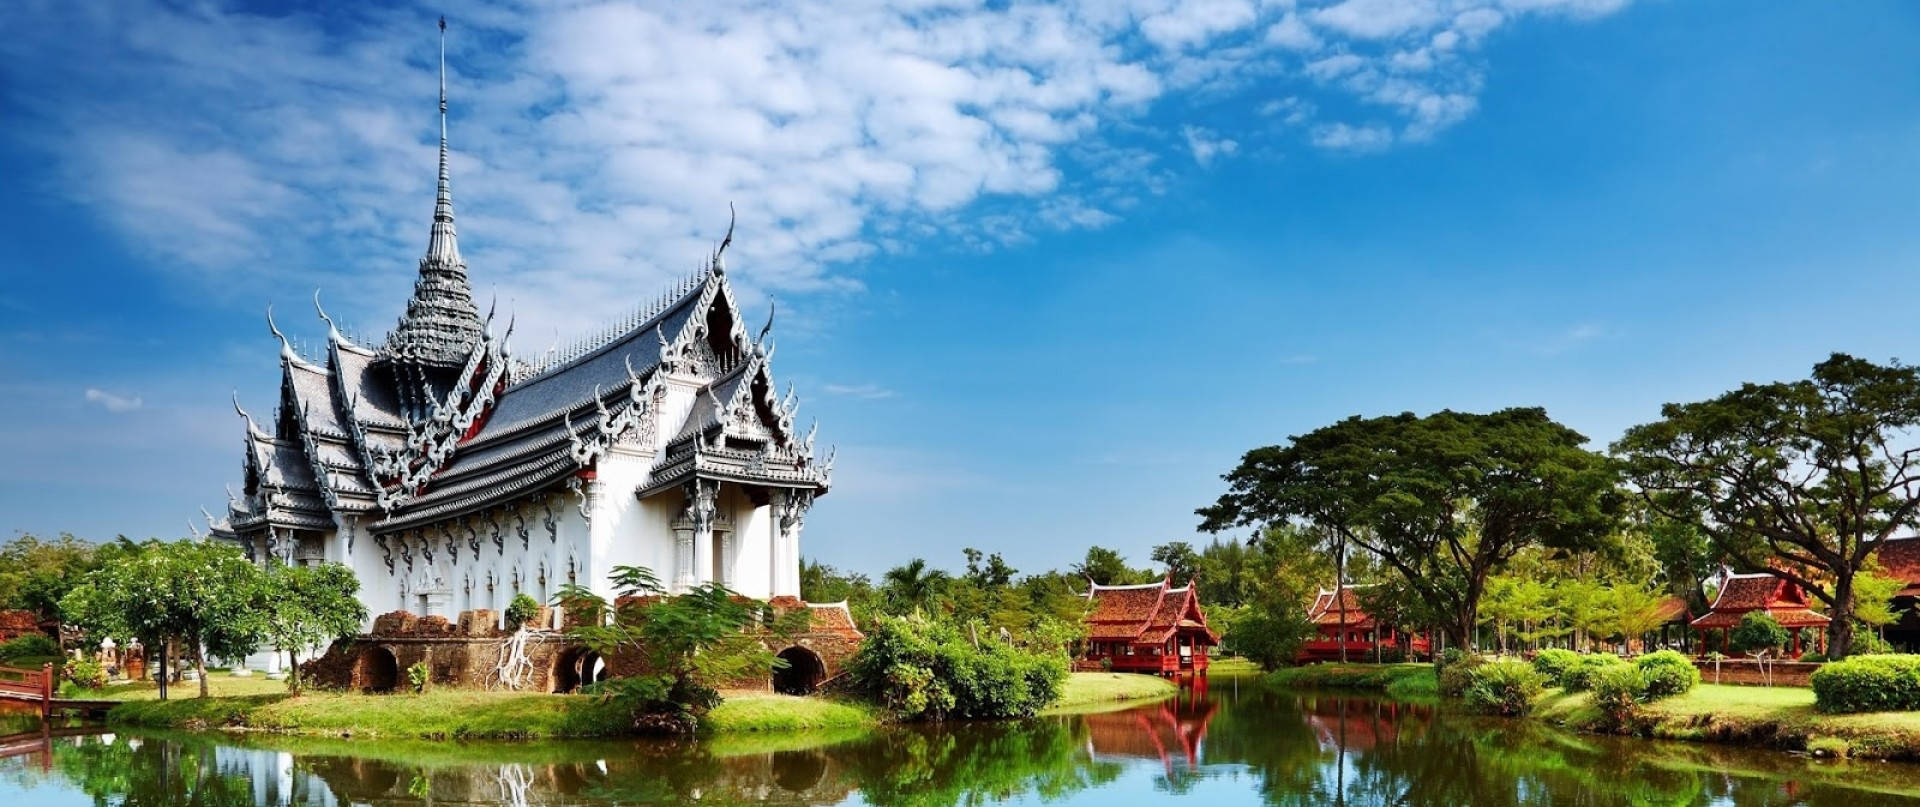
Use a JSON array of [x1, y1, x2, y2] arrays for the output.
[[1300, 584, 1430, 663], [206, 22, 832, 628], [1078, 578, 1216, 675], [1689, 572, 1829, 657]]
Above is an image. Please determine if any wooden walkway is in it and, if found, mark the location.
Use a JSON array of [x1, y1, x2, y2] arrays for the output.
[[0, 664, 118, 719]]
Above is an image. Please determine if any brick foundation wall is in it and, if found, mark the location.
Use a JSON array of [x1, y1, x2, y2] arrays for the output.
[[1693, 658, 1822, 687]]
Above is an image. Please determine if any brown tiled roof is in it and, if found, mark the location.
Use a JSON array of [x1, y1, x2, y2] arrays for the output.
[[1691, 573, 1828, 628], [1305, 586, 1376, 628], [1085, 578, 1216, 645], [1877, 537, 1920, 584]]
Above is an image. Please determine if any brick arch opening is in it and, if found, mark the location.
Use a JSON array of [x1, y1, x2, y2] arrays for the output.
[[772, 646, 826, 695], [355, 646, 399, 693], [551, 647, 607, 694]]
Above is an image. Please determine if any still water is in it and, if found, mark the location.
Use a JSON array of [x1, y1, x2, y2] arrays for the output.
[[5, 674, 1920, 806]]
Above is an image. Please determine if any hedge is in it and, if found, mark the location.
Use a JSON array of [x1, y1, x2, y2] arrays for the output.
[[1531, 649, 1581, 682], [1463, 660, 1544, 717], [1634, 650, 1700, 700], [1560, 653, 1627, 692], [1810, 654, 1920, 714]]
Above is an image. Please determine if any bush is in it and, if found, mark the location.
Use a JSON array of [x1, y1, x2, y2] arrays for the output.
[[505, 593, 540, 632], [1591, 664, 1649, 723], [846, 616, 1067, 720], [407, 662, 430, 694], [1375, 646, 1407, 664], [1560, 653, 1627, 692], [63, 657, 107, 690], [1846, 629, 1893, 657], [1462, 660, 1544, 716], [1731, 612, 1788, 656], [0, 634, 59, 661], [1634, 650, 1700, 700], [1437, 652, 1485, 699], [1531, 648, 1581, 682], [1810, 654, 1920, 713]]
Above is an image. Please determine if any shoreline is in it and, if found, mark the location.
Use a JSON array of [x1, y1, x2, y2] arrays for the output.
[[1265, 663, 1920, 762], [99, 670, 1180, 740]]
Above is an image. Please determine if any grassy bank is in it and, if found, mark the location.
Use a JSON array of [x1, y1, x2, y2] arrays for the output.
[[103, 670, 1169, 739], [1537, 683, 1920, 761], [1042, 672, 1179, 714], [1265, 663, 1437, 701]]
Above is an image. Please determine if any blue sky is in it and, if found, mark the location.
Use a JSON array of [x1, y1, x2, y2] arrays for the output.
[[3, 1, 1918, 580]]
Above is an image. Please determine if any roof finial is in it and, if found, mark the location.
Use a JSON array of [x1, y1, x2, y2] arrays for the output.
[[713, 203, 734, 275], [266, 305, 296, 361], [313, 289, 344, 343], [425, 15, 460, 266], [756, 300, 775, 347]]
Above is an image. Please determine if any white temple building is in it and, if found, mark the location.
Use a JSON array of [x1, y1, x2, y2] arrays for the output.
[[209, 24, 832, 627]]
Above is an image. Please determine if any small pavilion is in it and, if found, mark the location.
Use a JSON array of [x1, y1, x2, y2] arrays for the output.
[[1299, 585, 1430, 663], [1080, 577, 1217, 675], [1689, 572, 1829, 657]]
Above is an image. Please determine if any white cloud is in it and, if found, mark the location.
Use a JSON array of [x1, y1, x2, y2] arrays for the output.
[[0, 0, 1638, 341], [1182, 126, 1241, 166], [1311, 122, 1395, 151], [823, 383, 897, 400], [84, 388, 143, 413]]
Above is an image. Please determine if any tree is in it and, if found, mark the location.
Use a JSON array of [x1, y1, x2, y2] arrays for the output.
[[0, 532, 100, 622], [61, 540, 264, 699], [259, 562, 366, 693], [1150, 542, 1200, 584], [881, 559, 950, 615], [963, 548, 1018, 589], [1851, 564, 1907, 643], [1608, 584, 1672, 653], [1069, 547, 1143, 586], [1200, 408, 1624, 648], [801, 558, 880, 625], [1616, 354, 1920, 657], [557, 566, 807, 733]]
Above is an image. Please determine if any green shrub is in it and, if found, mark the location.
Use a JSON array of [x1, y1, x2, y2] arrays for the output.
[[0, 634, 59, 661], [1462, 660, 1543, 716], [1810, 654, 1920, 713], [1846, 629, 1893, 657], [505, 593, 540, 632], [1437, 653, 1485, 699], [407, 662, 430, 694], [1590, 664, 1648, 722], [1731, 612, 1788, 656], [846, 616, 1067, 721], [63, 657, 106, 689], [1560, 653, 1627, 692], [1531, 649, 1581, 682], [1634, 650, 1700, 700]]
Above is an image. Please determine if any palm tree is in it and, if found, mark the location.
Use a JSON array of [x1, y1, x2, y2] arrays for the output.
[[882, 558, 949, 615]]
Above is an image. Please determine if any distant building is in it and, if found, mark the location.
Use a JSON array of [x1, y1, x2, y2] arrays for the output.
[[1874, 537, 1920, 651], [1080, 578, 1217, 675], [1689, 573, 1829, 656], [1300, 584, 1430, 663]]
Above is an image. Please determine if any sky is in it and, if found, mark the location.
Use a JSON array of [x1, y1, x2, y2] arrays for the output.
[[2, 0, 1918, 581]]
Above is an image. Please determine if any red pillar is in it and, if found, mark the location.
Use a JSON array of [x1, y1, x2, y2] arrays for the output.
[[39, 662, 52, 721]]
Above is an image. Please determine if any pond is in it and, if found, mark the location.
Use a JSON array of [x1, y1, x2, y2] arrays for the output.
[[4, 673, 1920, 806]]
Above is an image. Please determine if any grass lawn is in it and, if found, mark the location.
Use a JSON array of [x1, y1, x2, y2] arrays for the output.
[[1206, 657, 1263, 675], [703, 691, 878, 732], [91, 672, 293, 701], [1042, 672, 1179, 714], [108, 689, 635, 739], [1535, 683, 1920, 760]]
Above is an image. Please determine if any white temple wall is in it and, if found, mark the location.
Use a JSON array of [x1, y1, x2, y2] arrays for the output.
[[719, 486, 774, 597]]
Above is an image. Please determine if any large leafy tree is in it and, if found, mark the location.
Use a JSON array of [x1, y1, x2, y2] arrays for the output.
[[1069, 546, 1148, 586], [1199, 408, 1623, 648], [1150, 542, 1200, 584], [1615, 353, 1920, 657], [881, 558, 950, 615], [259, 562, 366, 692], [0, 533, 100, 621], [61, 540, 264, 699]]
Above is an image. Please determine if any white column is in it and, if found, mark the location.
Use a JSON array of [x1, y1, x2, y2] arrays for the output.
[[677, 480, 717, 591]]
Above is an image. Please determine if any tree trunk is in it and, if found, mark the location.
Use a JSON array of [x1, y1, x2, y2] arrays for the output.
[[157, 641, 169, 702], [287, 648, 302, 693], [1335, 536, 1348, 664], [194, 644, 209, 698], [1828, 573, 1857, 658]]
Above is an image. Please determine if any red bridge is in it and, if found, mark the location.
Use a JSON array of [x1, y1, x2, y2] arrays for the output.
[[0, 664, 117, 720]]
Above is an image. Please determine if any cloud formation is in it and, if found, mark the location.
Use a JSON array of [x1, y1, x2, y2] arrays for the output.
[[0, 0, 1635, 341], [84, 388, 143, 413]]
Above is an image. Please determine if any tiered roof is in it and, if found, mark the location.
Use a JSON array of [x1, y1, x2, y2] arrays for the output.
[[1306, 585, 1376, 629], [1083, 578, 1218, 645], [1690, 573, 1830, 630], [208, 26, 831, 552]]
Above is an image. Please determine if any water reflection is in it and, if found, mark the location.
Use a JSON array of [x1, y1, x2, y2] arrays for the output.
[[5, 673, 1920, 806]]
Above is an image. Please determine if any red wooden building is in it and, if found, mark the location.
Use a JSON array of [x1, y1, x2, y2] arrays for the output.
[[1081, 578, 1217, 675], [1689, 572, 1830, 657], [1300, 585, 1431, 663]]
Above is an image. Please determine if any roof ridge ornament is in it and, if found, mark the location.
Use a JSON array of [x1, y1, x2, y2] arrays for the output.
[[313, 289, 347, 345], [266, 305, 296, 362], [712, 203, 735, 276]]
